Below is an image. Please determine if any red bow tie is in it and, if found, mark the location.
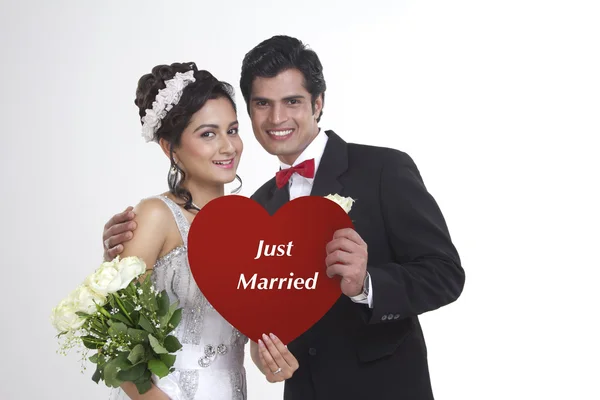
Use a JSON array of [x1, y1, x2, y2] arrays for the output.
[[276, 159, 315, 188]]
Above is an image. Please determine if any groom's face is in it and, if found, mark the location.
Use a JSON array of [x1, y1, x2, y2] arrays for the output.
[[248, 68, 323, 165]]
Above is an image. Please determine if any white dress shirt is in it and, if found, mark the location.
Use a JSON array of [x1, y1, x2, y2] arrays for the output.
[[279, 129, 373, 308]]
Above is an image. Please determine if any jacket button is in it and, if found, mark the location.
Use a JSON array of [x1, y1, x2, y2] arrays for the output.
[[308, 347, 317, 356]]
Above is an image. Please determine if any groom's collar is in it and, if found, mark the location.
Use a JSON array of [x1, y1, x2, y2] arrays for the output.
[[278, 128, 329, 177], [268, 129, 348, 198]]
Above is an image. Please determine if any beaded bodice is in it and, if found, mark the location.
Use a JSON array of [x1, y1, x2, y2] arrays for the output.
[[146, 195, 248, 399], [151, 195, 248, 355]]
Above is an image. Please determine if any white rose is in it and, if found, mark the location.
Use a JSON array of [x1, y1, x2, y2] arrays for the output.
[[70, 284, 107, 315], [85, 260, 123, 296], [115, 256, 147, 290], [324, 194, 355, 213], [50, 296, 84, 333]]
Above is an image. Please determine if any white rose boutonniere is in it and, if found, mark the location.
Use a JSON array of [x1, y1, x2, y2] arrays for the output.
[[324, 193, 355, 214]]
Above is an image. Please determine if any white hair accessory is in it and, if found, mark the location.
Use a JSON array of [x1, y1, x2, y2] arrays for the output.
[[141, 70, 196, 142]]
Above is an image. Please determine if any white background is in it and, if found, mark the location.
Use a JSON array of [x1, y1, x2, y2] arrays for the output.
[[1, 0, 599, 399]]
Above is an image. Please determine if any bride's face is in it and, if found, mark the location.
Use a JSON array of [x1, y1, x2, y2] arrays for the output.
[[174, 97, 243, 186]]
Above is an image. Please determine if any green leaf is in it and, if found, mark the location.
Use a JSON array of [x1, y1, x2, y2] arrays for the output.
[[91, 318, 108, 334], [76, 311, 90, 318], [127, 282, 136, 292], [113, 352, 131, 370], [108, 322, 128, 337], [164, 335, 182, 353], [91, 365, 102, 384], [127, 344, 145, 365], [144, 343, 155, 360], [159, 353, 176, 369], [120, 297, 136, 312], [138, 314, 155, 334], [120, 351, 131, 366], [98, 304, 112, 319], [130, 310, 140, 326], [166, 308, 182, 333], [127, 328, 149, 344], [134, 372, 152, 394], [168, 300, 180, 317], [110, 312, 133, 326], [156, 290, 169, 317], [81, 335, 102, 350], [103, 359, 123, 388], [89, 353, 99, 364], [117, 362, 146, 382], [159, 301, 176, 328], [148, 359, 169, 378], [138, 279, 157, 313], [148, 334, 168, 354]]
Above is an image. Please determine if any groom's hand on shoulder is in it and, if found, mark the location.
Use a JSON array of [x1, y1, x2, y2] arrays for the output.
[[325, 228, 368, 297], [102, 206, 137, 260]]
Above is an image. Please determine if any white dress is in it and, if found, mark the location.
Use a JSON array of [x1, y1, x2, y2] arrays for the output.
[[109, 195, 248, 400]]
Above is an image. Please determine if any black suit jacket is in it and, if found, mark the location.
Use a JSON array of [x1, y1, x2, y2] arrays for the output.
[[251, 131, 465, 400]]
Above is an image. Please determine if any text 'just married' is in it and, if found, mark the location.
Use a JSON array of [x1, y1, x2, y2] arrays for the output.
[[237, 240, 319, 290]]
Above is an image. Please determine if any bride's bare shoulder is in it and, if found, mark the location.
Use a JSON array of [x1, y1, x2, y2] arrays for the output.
[[134, 195, 171, 217], [118, 194, 178, 263]]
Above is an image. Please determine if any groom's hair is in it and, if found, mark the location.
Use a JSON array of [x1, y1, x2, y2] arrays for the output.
[[240, 35, 326, 122]]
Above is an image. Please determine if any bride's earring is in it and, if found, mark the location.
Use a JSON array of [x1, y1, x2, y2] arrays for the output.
[[168, 160, 182, 190], [230, 174, 243, 194]]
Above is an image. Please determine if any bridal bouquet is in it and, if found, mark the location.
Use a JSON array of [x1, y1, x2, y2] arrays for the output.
[[50, 256, 182, 394]]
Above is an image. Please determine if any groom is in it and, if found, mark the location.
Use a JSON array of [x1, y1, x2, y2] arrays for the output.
[[103, 35, 465, 399]]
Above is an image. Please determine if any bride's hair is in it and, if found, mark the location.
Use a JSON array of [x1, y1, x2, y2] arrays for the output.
[[134, 62, 241, 210]]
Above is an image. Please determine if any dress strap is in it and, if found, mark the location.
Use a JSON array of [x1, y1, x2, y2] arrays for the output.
[[151, 195, 190, 243]]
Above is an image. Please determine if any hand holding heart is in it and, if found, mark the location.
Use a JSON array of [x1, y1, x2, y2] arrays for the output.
[[187, 195, 356, 345], [325, 228, 368, 297], [257, 332, 299, 383]]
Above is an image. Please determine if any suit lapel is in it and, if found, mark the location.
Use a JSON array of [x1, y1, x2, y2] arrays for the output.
[[264, 182, 289, 215], [310, 130, 348, 198]]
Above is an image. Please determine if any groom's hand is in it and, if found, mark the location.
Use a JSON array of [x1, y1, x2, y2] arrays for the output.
[[325, 228, 368, 297], [102, 206, 137, 260]]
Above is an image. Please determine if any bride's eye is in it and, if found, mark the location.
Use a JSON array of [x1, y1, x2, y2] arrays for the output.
[[201, 132, 215, 138], [228, 128, 239, 135]]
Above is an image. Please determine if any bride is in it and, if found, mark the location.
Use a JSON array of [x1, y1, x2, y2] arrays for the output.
[[106, 62, 298, 399]]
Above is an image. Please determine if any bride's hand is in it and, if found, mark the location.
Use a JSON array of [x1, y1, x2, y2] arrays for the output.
[[258, 333, 299, 383]]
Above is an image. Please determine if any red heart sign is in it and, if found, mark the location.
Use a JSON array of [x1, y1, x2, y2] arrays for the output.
[[187, 195, 354, 345]]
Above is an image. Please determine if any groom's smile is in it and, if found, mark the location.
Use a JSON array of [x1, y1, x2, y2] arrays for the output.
[[267, 128, 295, 140]]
